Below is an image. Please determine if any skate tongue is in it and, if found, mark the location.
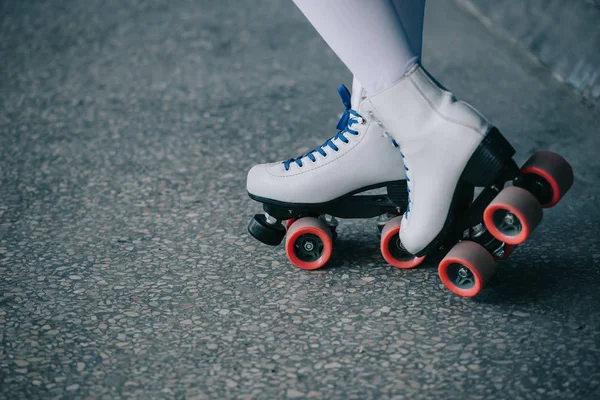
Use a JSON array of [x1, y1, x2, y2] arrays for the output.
[[350, 78, 364, 110]]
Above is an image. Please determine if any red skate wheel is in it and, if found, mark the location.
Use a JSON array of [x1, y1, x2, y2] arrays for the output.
[[285, 218, 298, 231], [380, 216, 426, 269], [493, 243, 515, 261], [285, 217, 333, 270], [483, 186, 543, 245], [520, 151, 573, 208], [438, 241, 496, 297]]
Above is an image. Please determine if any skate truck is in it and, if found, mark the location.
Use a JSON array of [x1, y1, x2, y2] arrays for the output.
[[248, 133, 573, 298]]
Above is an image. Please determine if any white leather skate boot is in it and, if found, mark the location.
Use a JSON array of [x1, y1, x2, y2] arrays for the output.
[[364, 63, 520, 256], [247, 78, 405, 206]]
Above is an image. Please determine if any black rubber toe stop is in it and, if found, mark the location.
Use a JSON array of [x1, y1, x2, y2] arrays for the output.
[[248, 214, 286, 246]]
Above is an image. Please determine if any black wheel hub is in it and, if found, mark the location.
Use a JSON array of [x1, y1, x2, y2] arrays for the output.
[[515, 174, 553, 205], [388, 235, 415, 261], [293, 233, 324, 262], [447, 263, 476, 289], [492, 209, 522, 237]]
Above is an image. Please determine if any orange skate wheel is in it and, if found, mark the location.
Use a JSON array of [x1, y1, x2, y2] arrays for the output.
[[483, 186, 543, 245], [288, 217, 337, 240], [380, 216, 426, 269], [438, 241, 496, 297], [285, 218, 298, 230], [521, 151, 573, 208], [285, 217, 333, 270]]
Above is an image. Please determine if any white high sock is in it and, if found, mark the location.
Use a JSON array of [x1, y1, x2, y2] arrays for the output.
[[293, 0, 425, 94], [354, 0, 426, 100]]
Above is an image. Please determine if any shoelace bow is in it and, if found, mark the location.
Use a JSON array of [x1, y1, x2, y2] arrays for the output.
[[283, 85, 362, 171]]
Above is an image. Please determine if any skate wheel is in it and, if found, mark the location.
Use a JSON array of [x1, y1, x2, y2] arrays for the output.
[[493, 243, 515, 260], [520, 151, 573, 208], [285, 218, 298, 231], [248, 214, 286, 246], [288, 217, 337, 241], [285, 217, 333, 270], [483, 186, 543, 245], [438, 241, 496, 297], [380, 216, 426, 269]]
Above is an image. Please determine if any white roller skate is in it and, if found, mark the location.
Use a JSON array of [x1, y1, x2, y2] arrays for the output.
[[365, 63, 573, 297], [246, 78, 422, 270]]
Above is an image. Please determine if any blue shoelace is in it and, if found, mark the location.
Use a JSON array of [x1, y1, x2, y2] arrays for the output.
[[283, 85, 362, 171]]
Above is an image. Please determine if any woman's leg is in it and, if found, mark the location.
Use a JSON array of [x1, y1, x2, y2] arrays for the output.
[[293, 0, 418, 94], [353, 0, 426, 99]]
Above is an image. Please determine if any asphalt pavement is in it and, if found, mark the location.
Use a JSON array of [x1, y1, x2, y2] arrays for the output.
[[1, 0, 600, 399]]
